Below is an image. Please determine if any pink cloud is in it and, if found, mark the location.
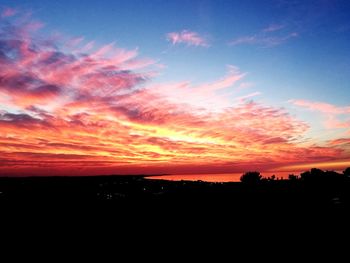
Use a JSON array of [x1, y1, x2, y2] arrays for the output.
[[235, 91, 261, 102], [290, 99, 350, 131], [325, 115, 350, 129], [81, 41, 95, 52], [23, 21, 44, 32], [66, 36, 84, 48], [328, 138, 350, 146], [143, 66, 246, 110], [1, 7, 17, 17], [166, 30, 209, 47], [290, 99, 350, 114], [195, 65, 245, 92]]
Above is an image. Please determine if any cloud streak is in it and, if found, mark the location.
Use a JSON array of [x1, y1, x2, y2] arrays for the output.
[[229, 24, 298, 47], [1, 7, 17, 17], [290, 99, 350, 135], [230, 32, 298, 47], [290, 99, 350, 114], [262, 24, 285, 32], [166, 30, 209, 47]]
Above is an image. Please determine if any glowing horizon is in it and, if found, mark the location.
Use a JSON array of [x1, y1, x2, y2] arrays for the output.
[[0, 2, 349, 176]]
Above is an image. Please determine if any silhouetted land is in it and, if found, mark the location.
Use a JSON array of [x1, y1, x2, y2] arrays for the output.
[[2, 168, 350, 244], [1, 168, 350, 211]]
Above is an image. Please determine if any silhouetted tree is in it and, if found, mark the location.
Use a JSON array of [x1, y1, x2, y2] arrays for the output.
[[261, 175, 275, 182], [311, 168, 324, 176], [240, 171, 262, 184], [288, 174, 299, 181], [300, 171, 310, 180], [344, 167, 350, 177], [301, 168, 324, 181]]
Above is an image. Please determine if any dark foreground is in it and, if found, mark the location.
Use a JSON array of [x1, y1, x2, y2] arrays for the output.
[[1, 171, 350, 239], [1, 172, 350, 210]]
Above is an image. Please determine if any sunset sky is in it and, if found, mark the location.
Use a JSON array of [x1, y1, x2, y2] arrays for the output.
[[0, 0, 350, 176]]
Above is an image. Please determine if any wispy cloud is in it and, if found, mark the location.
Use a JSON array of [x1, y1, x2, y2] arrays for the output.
[[235, 92, 261, 102], [230, 32, 298, 47], [166, 30, 209, 47], [328, 138, 350, 146], [290, 99, 350, 114], [229, 36, 257, 46], [262, 24, 285, 32], [1, 7, 17, 17], [229, 24, 298, 47], [263, 32, 298, 47], [146, 65, 246, 110], [290, 99, 350, 130], [236, 82, 255, 91]]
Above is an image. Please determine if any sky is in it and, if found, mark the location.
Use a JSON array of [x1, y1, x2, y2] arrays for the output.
[[0, 0, 349, 176]]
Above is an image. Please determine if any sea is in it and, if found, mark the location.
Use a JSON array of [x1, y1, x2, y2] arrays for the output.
[[147, 172, 293, 183]]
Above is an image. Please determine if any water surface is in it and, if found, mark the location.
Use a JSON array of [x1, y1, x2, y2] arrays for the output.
[[147, 172, 292, 182]]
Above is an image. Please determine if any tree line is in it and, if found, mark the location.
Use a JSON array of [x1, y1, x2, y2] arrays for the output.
[[240, 167, 350, 184]]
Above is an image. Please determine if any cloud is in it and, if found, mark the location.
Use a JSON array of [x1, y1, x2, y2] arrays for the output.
[[0, 74, 62, 106], [328, 138, 350, 146], [290, 99, 350, 130], [229, 36, 257, 46], [235, 92, 261, 102], [195, 65, 245, 91], [229, 32, 298, 47], [261, 32, 298, 47], [166, 30, 209, 47], [229, 23, 298, 47], [0, 112, 51, 129], [262, 24, 285, 32], [324, 115, 350, 129], [1, 7, 17, 17], [290, 99, 350, 114], [0, 112, 39, 123], [0, 10, 348, 175], [137, 65, 248, 112]]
